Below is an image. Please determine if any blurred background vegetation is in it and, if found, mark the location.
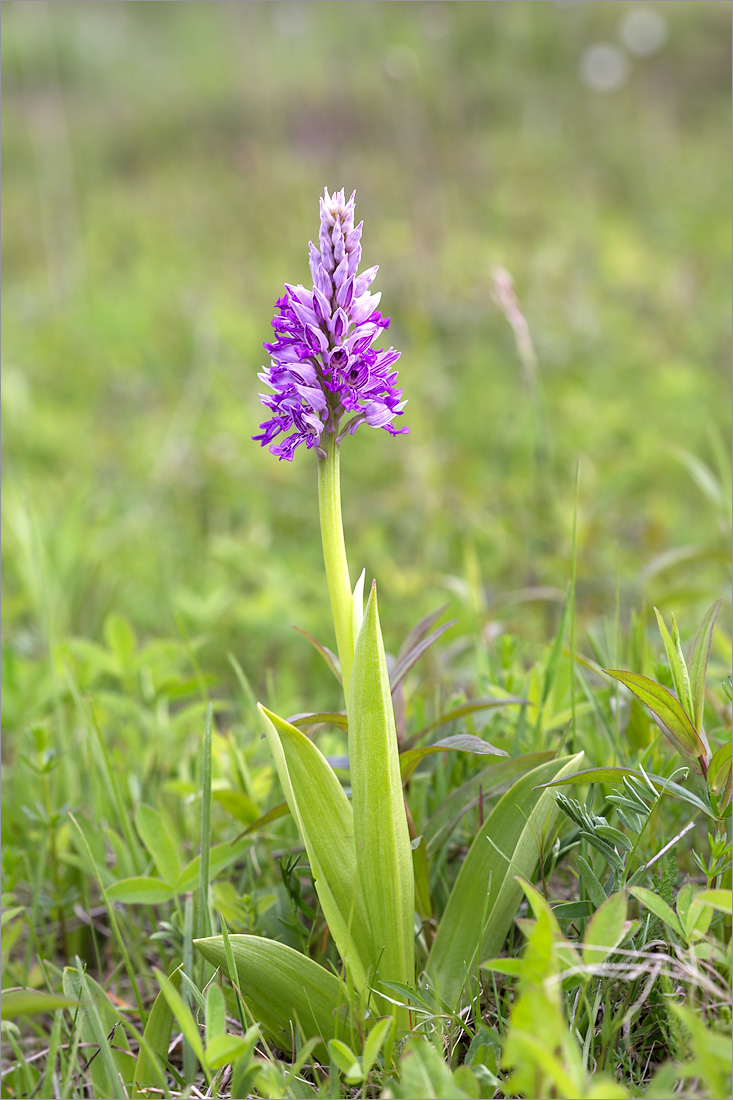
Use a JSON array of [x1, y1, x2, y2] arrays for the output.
[[2, 0, 730, 727]]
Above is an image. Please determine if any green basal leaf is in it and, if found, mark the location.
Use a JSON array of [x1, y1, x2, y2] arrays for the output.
[[258, 705, 373, 988], [603, 669, 707, 766], [687, 598, 723, 732], [426, 752, 583, 1008], [400, 733, 508, 783], [349, 582, 415, 1009], [194, 935, 348, 1059]]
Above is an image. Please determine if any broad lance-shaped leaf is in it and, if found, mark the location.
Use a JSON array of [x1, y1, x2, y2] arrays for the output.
[[258, 705, 374, 988], [654, 608, 694, 721], [603, 669, 708, 767], [687, 598, 722, 732], [195, 936, 347, 1060], [349, 582, 415, 1004], [426, 751, 584, 1008]]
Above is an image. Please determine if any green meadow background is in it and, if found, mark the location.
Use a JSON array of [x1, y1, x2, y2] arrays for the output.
[[2, 0, 730, 733]]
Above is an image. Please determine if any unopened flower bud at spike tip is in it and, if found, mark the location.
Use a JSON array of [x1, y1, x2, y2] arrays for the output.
[[253, 189, 408, 460]]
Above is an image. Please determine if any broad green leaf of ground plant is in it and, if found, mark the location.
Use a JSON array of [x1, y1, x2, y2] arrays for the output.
[[603, 669, 708, 769], [194, 934, 350, 1059], [349, 582, 415, 1008], [258, 704, 373, 989], [426, 751, 583, 1008]]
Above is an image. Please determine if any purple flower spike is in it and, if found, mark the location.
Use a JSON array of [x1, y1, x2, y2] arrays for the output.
[[254, 188, 408, 460]]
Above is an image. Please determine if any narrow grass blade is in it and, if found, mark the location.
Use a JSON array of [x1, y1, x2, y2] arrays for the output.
[[198, 704, 213, 941], [258, 704, 373, 987], [426, 752, 583, 1008], [68, 813, 147, 1024], [194, 935, 347, 1059], [349, 582, 415, 1002]]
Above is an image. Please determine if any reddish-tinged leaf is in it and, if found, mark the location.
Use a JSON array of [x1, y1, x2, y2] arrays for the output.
[[293, 626, 341, 683], [389, 620, 457, 692], [603, 669, 706, 763], [400, 734, 507, 783]]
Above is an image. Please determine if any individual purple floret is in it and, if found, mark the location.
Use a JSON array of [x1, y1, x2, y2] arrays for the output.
[[254, 188, 408, 460]]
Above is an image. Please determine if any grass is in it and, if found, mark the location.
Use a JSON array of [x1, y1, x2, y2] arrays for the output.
[[1, 2, 731, 1098]]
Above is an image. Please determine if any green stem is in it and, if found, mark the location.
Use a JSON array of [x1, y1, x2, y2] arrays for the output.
[[318, 432, 354, 708]]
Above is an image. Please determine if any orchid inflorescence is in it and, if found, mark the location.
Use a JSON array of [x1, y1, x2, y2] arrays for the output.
[[254, 188, 408, 460]]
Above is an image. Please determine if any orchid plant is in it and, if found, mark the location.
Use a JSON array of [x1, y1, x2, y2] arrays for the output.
[[194, 189, 583, 1055]]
